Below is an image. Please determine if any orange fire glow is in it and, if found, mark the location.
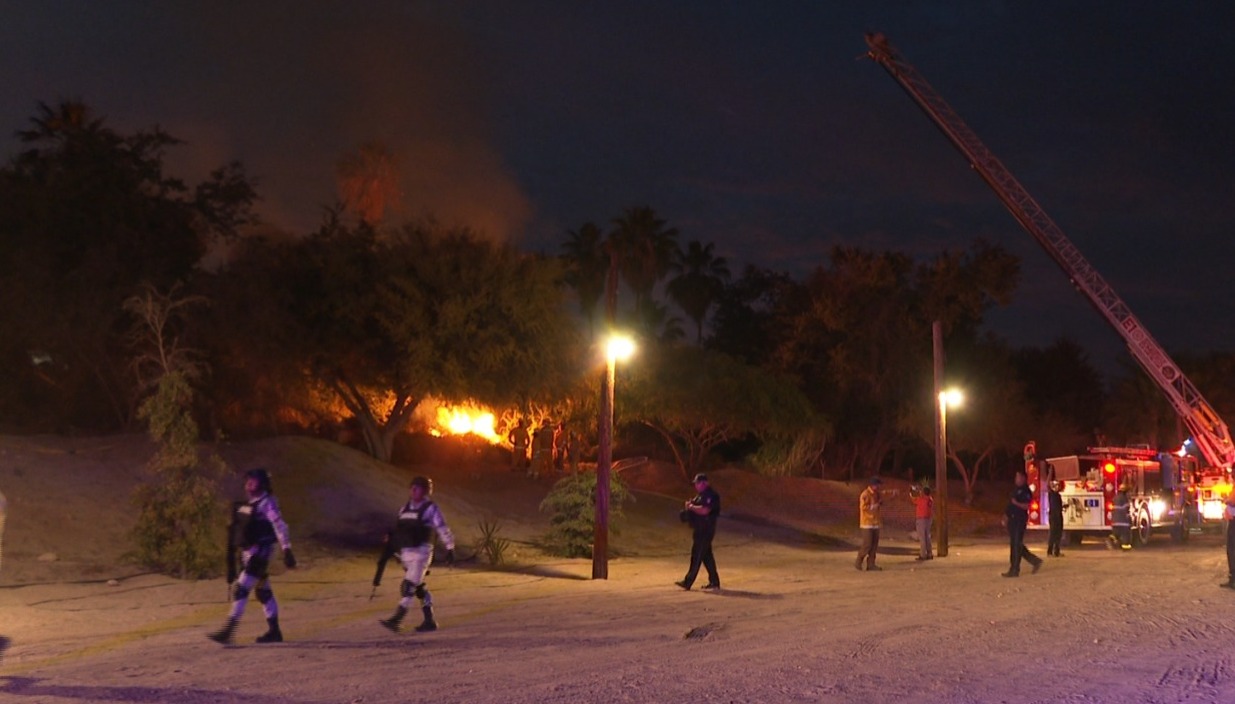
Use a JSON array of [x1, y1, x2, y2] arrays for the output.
[[425, 404, 503, 444]]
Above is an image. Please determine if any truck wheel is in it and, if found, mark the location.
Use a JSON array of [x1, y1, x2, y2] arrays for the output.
[[1133, 512, 1151, 547]]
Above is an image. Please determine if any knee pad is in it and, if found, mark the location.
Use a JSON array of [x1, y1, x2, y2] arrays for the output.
[[400, 579, 414, 598], [255, 587, 274, 604], [414, 583, 427, 600], [232, 583, 251, 601]]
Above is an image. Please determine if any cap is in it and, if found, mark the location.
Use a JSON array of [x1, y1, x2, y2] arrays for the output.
[[692, 473, 709, 484], [869, 476, 883, 485]]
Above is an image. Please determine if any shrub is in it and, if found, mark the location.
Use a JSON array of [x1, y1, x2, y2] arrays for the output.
[[131, 371, 225, 578], [539, 472, 632, 558], [476, 518, 512, 565]]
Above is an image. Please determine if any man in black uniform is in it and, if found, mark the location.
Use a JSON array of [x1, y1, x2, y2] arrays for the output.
[[1046, 479, 1064, 557], [209, 468, 296, 644], [676, 473, 720, 591], [1003, 469, 1042, 578]]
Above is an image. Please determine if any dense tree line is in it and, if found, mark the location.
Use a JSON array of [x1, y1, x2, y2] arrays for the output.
[[2, 101, 1233, 491]]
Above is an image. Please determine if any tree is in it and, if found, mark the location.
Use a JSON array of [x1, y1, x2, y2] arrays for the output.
[[218, 218, 579, 462], [561, 222, 608, 333], [905, 335, 1033, 504], [622, 345, 816, 478], [0, 100, 256, 430], [1012, 337, 1105, 447], [772, 241, 1020, 480], [667, 240, 730, 343], [609, 206, 679, 317], [125, 284, 225, 578], [708, 266, 799, 366]]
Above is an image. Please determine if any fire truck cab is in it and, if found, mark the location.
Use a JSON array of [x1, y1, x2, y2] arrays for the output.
[[1027, 445, 1196, 546]]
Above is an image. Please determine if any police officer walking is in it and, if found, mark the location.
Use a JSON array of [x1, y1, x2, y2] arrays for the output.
[[375, 476, 455, 633], [676, 473, 721, 591], [1003, 469, 1042, 578], [209, 468, 297, 644]]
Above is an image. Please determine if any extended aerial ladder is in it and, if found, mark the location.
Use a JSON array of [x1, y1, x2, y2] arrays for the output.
[[863, 32, 1235, 474]]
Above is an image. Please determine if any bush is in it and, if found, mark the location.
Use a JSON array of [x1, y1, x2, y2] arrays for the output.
[[539, 472, 632, 558], [131, 371, 225, 578]]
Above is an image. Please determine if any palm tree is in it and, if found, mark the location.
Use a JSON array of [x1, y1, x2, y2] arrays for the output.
[[666, 240, 731, 343], [609, 206, 679, 317], [561, 222, 608, 333]]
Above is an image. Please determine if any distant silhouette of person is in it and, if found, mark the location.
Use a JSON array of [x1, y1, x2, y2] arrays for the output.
[[910, 485, 933, 561], [508, 418, 530, 473], [1047, 479, 1064, 557], [530, 421, 554, 479]]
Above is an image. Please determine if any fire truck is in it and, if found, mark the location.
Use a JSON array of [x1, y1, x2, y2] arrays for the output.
[[864, 34, 1235, 533], [1022, 441, 1197, 545]]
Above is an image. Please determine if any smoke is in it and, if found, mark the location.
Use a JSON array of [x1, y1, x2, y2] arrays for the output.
[[155, 3, 533, 239]]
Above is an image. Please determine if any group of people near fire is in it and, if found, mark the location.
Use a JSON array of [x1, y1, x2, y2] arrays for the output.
[[207, 450, 1235, 644], [507, 418, 582, 479]]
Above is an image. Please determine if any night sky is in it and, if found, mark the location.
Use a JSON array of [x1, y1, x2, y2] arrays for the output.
[[3, 2, 1233, 376]]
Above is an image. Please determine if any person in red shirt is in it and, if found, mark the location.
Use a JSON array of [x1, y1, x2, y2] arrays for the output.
[[910, 485, 934, 561]]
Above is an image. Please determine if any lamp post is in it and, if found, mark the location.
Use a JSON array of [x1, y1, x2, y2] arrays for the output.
[[935, 387, 963, 557], [594, 333, 635, 580]]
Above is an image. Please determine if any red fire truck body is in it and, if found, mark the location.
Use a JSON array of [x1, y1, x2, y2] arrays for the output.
[[1026, 446, 1196, 545]]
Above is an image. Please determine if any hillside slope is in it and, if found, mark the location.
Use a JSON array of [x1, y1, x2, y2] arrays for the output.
[[0, 433, 999, 585]]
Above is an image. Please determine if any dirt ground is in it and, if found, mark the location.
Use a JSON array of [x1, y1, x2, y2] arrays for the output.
[[3, 434, 1235, 703]]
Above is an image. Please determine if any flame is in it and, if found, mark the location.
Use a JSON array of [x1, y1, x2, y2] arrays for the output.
[[427, 404, 503, 444]]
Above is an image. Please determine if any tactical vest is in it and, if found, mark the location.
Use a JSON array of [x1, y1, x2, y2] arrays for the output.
[[231, 496, 277, 548], [391, 500, 437, 550]]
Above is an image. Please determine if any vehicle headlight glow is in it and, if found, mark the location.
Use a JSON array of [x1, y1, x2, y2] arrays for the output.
[[1149, 499, 1166, 522]]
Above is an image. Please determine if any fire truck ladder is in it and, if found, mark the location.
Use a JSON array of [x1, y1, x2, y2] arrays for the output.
[[864, 32, 1234, 472]]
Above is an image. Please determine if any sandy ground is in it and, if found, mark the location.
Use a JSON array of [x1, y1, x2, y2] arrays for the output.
[[3, 434, 1235, 702]]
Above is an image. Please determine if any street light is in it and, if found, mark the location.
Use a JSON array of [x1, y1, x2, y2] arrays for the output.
[[594, 333, 635, 579], [935, 387, 963, 557]]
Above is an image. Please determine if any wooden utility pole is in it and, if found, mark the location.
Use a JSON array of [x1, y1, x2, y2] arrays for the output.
[[933, 320, 949, 557], [593, 253, 620, 580]]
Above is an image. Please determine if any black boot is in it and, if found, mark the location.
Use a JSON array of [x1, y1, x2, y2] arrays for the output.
[[207, 617, 238, 645], [379, 606, 407, 633], [414, 605, 438, 632], [256, 616, 283, 643]]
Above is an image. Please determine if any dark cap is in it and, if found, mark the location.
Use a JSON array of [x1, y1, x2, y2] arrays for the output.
[[869, 476, 883, 485], [693, 473, 709, 484]]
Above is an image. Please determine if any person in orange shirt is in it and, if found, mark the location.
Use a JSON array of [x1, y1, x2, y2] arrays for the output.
[[910, 485, 934, 561], [856, 477, 885, 571]]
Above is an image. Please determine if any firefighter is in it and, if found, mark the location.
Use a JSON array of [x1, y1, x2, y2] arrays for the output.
[[530, 421, 554, 479], [1003, 469, 1042, 578], [508, 418, 530, 473], [1046, 479, 1064, 557], [856, 476, 891, 571], [208, 468, 297, 645], [552, 421, 566, 473], [1109, 484, 1132, 551], [376, 476, 455, 633]]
